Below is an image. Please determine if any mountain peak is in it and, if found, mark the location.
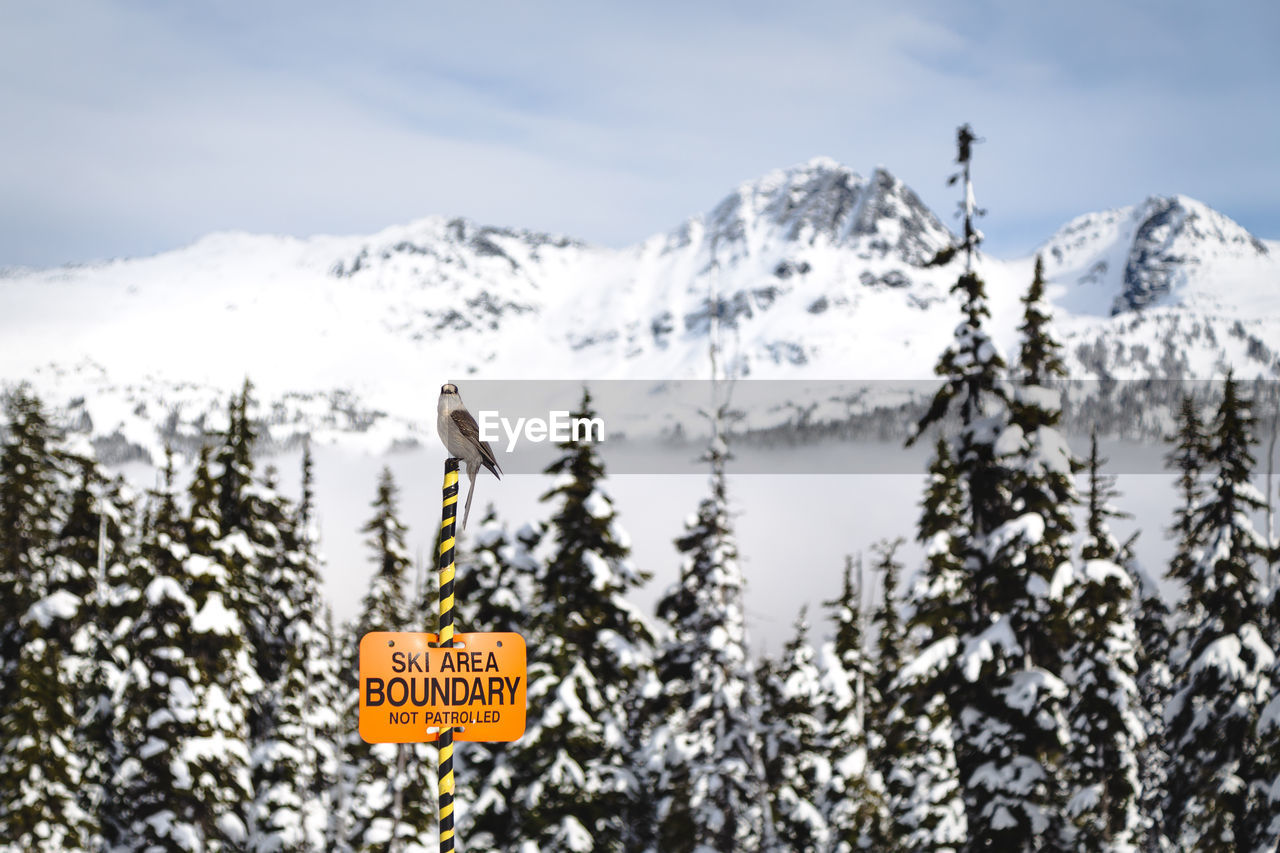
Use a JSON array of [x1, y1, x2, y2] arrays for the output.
[[1041, 192, 1272, 316], [691, 158, 952, 266]]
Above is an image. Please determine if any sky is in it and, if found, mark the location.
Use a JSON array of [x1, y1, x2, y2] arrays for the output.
[[2, 0, 1277, 269]]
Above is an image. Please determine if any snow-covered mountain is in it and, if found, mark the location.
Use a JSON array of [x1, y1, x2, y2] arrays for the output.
[[2, 157, 1278, 458], [1041, 194, 1274, 315]]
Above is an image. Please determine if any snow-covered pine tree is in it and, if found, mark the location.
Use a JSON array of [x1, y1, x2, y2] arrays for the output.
[[0, 386, 62, 689], [192, 383, 308, 850], [454, 507, 542, 850], [648, 430, 769, 852], [1060, 433, 1145, 851], [341, 467, 435, 853], [52, 453, 136, 852], [112, 445, 258, 851], [819, 554, 884, 851], [1006, 253, 1076, 702], [1128, 552, 1174, 853], [867, 538, 914, 852], [190, 435, 263, 849], [1080, 434, 1127, 563], [1164, 374, 1275, 852], [1089, 430, 1175, 851], [456, 506, 539, 635], [210, 383, 269, 677], [0, 600, 93, 851], [758, 608, 831, 850], [1257, 587, 1280, 853], [891, 441, 967, 852], [249, 460, 341, 853], [1166, 394, 1210, 634], [870, 540, 906, 714], [292, 441, 346, 852], [0, 387, 97, 851], [497, 387, 655, 852], [909, 144, 1069, 851]]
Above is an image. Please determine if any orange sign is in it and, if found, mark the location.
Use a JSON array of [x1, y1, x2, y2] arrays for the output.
[[359, 631, 527, 744]]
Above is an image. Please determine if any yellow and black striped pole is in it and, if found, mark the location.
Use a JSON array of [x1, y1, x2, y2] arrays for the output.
[[438, 457, 459, 853]]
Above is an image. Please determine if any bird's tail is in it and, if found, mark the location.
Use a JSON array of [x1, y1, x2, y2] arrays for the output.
[[463, 470, 477, 530]]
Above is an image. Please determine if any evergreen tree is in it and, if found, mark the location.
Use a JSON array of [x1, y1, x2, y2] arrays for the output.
[[53, 455, 136, 852], [819, 555, 883, 851], [758, 609, 831, 851], [192, 382, 330, 851], [1015, 257, 1065, 385], [909, 142, 1070, 851], [870, 539, 906, 717], [113, 447, 257, 851], [455, 506, 538, 636], [892, 442, 967, 851], [1061, 436, 1145, 851], [1257, 614, 1280, 853], [1164, 375, 1274, 852], [1078, 431, 1176, 851], [454, 507, 542, 850], [1128, 556, 1174, 853], [1166, 394, 1211, 631], [0, 387, 63, 686], [648, 433, 769, 852], [341, 467, 435, 853], [1006, 253, 1077, 685], [291, 442, 346, 852], [499, 388, 655, 852], [1081, 433, 1128, 562], [0, 388, 96, 850], [249, 461, 341, 853], [0, 608, 93, 851], [867, 539, 914, 852]]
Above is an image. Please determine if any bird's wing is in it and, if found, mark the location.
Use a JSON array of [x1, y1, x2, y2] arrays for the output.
[[450, 408, 502, 477]]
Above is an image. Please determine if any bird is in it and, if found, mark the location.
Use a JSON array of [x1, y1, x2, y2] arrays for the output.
[[436, 382, 502, 530]]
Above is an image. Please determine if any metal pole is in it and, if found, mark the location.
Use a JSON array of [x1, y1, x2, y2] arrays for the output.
[[438, 458, 460, 853]]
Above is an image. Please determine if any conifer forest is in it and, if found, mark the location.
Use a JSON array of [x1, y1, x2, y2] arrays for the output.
[[3, 145, 1280, 852]]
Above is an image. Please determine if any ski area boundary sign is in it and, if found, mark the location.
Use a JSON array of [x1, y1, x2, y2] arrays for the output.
[[359, 631, 527, 743]]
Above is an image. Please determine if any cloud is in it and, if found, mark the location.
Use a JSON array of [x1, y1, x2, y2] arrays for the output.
[[1, 0, 1276, 267]]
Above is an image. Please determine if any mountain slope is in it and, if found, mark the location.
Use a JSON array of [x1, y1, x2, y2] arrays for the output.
[[2, 158, 1278, 457], [1040, 194, 1275, 316]]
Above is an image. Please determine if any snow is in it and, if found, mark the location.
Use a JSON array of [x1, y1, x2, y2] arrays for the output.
[[145, 575, 195, 612], [559, 816, 594, 852], [898, 636, 958, 685], [960, 616, 1021, 682], [984, 513, 1045, 563], [993, 424, 1025, 457], [186, 554, 227, 581], [1080, 558, 1131, 588], [1014, 384, 1061, 412], [219, 530, 259, 561], [4, 161, 1276, 483], [1066, 784, 1101, 818], [583, 490, 613, 519], [582, 551, 614, 591], [192, 593, 242, 636], [1047, 561, 1075, 600], [1190, 628, 1274, 682], [1001, 668, 1067, 716], [23, 590, 81, 628], [216, 813, 248, 844], [145, 810, 202, 851]]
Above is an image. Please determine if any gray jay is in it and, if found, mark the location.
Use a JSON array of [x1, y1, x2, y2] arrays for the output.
[[436, 382, 502, 529]]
